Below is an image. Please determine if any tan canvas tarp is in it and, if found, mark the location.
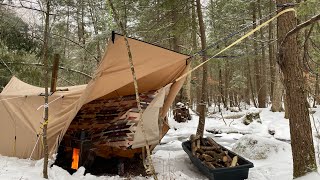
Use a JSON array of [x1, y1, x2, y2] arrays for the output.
[[0, 33, 190, 159]]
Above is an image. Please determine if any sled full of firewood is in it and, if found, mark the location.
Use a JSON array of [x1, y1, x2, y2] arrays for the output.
[[182, 138, 254, 180]]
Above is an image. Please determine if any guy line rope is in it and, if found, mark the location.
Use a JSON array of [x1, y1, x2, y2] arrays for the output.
[[175, 8, 296, 82]]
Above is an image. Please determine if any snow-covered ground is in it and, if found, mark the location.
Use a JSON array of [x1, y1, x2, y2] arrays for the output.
[[0, 106, 320, 180]]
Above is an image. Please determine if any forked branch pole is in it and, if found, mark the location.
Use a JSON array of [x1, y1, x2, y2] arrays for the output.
[[107, 0, 158, 179], [281, 13, 320, 47]]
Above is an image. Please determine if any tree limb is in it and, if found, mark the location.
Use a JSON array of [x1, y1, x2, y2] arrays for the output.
[[51, 33, 99, 63], [0, 2, 55, 15], [2, 61, 92, 79], [281, 13, 320, 46]]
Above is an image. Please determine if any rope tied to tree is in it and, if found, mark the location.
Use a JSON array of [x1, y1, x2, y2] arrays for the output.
[[175, 8, 296, 83]]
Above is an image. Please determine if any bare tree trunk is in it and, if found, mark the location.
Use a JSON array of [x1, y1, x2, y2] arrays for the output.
[[195, 0, 208, 138], [269, 0, 284, 112], [271, 64, 284, 112], [245, 37, 257, 107], [219, 67, 224, 111], [257, 0, 267, 108], [42, 0, 50, 178], [88, 0, 101, 64], [224, 59, 230, 109], [63, 5, 70, 59], [191, 0, 197, 109], [269, 0, 275, 101], [277, 0, 317, 177], [315, 74, 319, 106], [252, 2, 261, 108]]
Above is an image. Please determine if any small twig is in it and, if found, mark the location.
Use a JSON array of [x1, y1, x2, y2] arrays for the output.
[[0, 59, 14, 75], [229, 119, 235, 127], [220, 111, 227, 126]]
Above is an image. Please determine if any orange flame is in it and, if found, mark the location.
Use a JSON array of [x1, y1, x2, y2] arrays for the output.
[[71, 148, 80, 170]]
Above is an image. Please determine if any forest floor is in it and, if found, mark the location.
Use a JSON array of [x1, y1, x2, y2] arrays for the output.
[[0, 105, 320, 180]]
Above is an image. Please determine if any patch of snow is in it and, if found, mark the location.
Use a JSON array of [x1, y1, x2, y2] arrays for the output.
[[295, 172, 320, 180], [232, 135, 291, 160], [247, 107, 261, 114], [1, 106, 320, 179]]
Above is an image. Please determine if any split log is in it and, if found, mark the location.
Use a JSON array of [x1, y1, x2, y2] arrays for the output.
[[202, 154, 215, 162], [200, 146, 218, 151], [196, 139, 201, 149], [204, 161, 215, 169], [196, 148, 205, 155], [212, 162, 224, 168], [230, 156, 238, 167], [207, 137, 221, 149], [200, 138, 208, 146]]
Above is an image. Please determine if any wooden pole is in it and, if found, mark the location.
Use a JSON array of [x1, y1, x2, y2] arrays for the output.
[[107, 1, 157, 179], [50, 54, 60, 93], [42, 0, 50, 178]]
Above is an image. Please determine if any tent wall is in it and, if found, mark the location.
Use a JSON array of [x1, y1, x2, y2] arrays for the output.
[[0, 34, 190, 160]]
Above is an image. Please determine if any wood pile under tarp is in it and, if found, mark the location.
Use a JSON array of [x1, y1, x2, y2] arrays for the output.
[[190, 135, 239, 169]]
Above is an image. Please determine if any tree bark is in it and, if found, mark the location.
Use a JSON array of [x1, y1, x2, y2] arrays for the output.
[[277, 0, 317, 177], [195, 0, 208, 138], [315, 74, 319, 106]]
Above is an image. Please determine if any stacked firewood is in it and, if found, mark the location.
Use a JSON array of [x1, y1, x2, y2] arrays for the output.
[[190, 135, 239, 169]]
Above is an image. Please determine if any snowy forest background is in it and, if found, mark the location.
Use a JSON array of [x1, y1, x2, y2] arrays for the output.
[[1, 0, 318, 108]]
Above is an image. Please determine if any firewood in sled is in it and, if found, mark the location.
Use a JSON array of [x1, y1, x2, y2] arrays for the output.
[[230, 156, 238, 167], [204, 161, 215, 169], [212, 162, 224, 168], [200, 137, 209, 146], [200, 146, 218, 151], [196, 148, 205, 155], [201, 154, 215, 162]]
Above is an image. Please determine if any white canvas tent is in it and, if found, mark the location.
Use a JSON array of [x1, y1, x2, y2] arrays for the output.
[[0, 33, 190, 159]]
